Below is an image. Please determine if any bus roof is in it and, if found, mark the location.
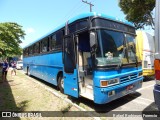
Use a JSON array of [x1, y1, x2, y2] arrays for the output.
[[23, 12, 134, 49]]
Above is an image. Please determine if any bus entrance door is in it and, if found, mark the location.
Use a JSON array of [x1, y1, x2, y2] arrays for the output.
[[63, 35, 79, 98]]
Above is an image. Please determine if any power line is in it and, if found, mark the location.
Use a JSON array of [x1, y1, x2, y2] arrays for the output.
[[62, 0, 82, 20], [66, 4, 88, 20], [62, 0, 95, 22]]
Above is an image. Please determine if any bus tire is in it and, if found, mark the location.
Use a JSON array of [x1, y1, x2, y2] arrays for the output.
[[58, 73, 64, 93]]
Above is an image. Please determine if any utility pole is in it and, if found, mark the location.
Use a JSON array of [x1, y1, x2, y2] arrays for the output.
[[82, 0, 94, 12]]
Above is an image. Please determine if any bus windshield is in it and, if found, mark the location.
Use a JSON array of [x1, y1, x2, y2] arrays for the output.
[[96, 30, 137, 67], [125, 33, 137, 64]]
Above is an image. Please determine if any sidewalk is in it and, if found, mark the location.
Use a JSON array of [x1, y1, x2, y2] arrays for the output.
[[0, 69, 94, 120]]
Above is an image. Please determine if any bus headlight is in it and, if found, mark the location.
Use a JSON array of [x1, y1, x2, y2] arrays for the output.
[[100, 78, 119, 87]]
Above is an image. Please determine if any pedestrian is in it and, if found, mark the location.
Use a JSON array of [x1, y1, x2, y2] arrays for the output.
[[2, 59, 9, 82], [11, 61, 16, 76]]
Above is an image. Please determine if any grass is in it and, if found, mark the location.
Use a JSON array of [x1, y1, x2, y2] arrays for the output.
[[60, 104, 73, 113], [0, 69, 93, 120]]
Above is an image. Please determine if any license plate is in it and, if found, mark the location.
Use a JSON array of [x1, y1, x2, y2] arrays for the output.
[[126, 85, 134, 90], [122, 85, 134, 95]]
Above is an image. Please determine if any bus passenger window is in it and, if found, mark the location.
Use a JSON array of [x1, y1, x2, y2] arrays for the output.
[[51, 34, 56, 50], [23, 48, 28, 57], [33, 44, 36, 54], [50, 31, 63, 51], [29, 46, 33, 55], [34, 42, 40, 54], [42, 39, 48, 52], [56, 31, 63, 50]]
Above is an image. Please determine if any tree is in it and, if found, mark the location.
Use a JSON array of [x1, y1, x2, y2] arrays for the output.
[[119, 0, 155, 29], [0, 22, 25, 58]]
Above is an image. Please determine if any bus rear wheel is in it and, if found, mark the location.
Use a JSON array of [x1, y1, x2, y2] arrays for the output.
[[58, 74, 64, 93]]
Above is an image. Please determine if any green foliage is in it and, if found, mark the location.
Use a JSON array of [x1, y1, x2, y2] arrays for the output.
[[0, 22, 25, 57], [119, 0, 155, 29]]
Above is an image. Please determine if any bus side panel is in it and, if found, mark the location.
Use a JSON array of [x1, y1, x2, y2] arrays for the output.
[[23, 52, 63, 86]]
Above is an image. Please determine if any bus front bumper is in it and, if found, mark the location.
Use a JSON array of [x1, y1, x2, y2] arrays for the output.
[[153, 84, 160, 110], [94, 77, 143, 104]]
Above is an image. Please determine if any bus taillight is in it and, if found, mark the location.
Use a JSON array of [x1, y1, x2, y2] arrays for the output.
[[154, 59, 160, 84], [155, 70, 160, 80]]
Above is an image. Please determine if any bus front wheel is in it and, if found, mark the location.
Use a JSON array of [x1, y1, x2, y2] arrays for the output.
[[58, 74, 64, 93]]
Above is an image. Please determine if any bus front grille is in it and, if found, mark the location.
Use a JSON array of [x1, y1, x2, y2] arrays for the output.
[[120, 74, 137, 83]]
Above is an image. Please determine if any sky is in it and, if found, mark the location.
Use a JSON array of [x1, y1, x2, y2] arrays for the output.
[[0, 0, 154, 48]]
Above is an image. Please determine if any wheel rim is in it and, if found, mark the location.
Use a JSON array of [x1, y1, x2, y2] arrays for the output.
[[61, 78, 64, 89]]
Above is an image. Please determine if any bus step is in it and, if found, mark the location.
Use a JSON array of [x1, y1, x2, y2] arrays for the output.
[[80, 85, 94, 100], [86, 84, 93, 89]]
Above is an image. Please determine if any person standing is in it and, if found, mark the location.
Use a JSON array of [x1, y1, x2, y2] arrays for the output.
[[11, 61, 16, 76], [2, 59, 9, 82]]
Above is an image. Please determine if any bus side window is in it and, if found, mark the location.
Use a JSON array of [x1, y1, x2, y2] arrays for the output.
[[33, 44, 36, 54], [40, 41, 42, 53], [42, 38, 48, 53], [34, 42, 40, 54], [47, 37, 50, 51], [56, 31, 63, 50], [23, 48, 28, 57], [26, 48, 28, 56], [50, 34, 56, 50], [50, 30, 63, 51], [38, 42, 40, 53], [29, 46, 33, 55]]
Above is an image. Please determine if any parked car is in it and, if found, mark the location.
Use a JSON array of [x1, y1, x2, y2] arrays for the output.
[[16, 61, 23, 69]]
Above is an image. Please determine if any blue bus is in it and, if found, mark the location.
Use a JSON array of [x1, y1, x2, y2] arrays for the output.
[[23, 12, 143, 104]]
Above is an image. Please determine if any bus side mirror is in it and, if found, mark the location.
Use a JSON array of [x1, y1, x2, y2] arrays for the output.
[[90, 32, 97, 48]]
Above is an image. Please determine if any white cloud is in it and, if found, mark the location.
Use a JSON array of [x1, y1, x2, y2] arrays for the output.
[[26, 27, 35, 34]]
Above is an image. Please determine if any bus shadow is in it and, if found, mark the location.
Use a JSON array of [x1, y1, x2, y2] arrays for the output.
[[69, 92, 141, 113]]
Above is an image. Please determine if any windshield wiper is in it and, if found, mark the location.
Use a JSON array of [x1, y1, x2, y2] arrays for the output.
[[130, 45, 138, 67], [117, 47, 126, 69], [116, 41, 129, 70]]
